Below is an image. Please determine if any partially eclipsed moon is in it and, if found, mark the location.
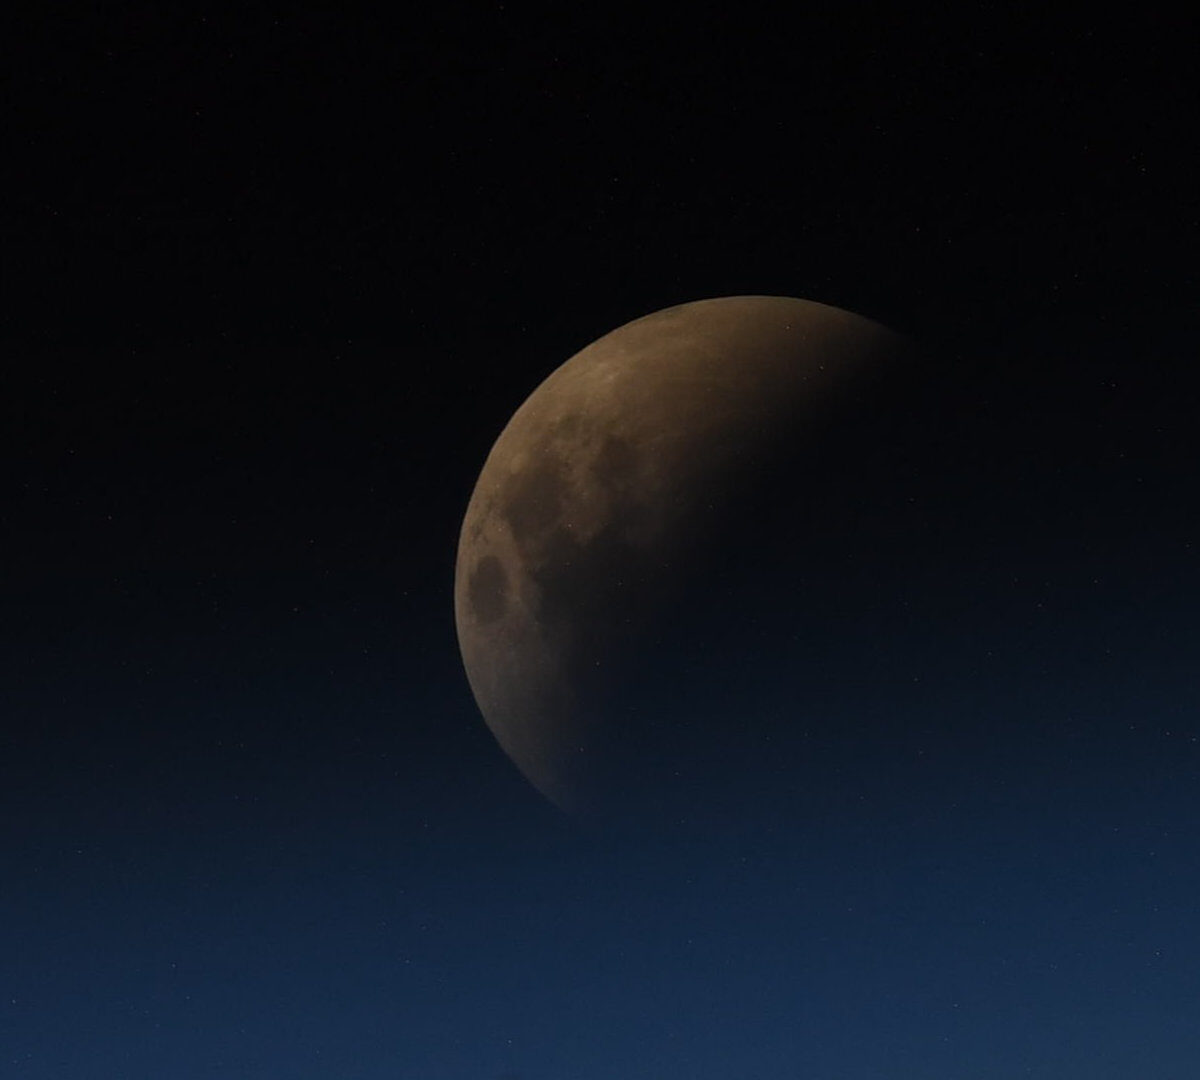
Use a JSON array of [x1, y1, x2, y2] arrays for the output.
[[454, 296, 915, 812]]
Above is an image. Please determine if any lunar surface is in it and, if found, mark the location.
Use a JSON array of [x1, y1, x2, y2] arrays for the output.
[[454, 296, 918, 813]]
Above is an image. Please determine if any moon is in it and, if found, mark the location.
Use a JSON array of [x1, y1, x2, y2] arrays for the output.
[[454, 296, 918, 813]]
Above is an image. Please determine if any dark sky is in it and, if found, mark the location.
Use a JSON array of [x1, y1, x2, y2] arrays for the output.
[[5, 8, 1199, 1078]]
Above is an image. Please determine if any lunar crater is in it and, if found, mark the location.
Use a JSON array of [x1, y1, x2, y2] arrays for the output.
[[467, 554, 509, 625]]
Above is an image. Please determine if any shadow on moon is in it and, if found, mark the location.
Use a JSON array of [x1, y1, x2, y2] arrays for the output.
[[455, 296, 1152, 827]]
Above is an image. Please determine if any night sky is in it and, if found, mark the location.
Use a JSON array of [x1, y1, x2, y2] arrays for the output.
[[5, 9, 1199, 1078]]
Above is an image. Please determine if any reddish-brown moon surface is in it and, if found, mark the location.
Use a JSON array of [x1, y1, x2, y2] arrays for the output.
[[454, 296, 915, 813]]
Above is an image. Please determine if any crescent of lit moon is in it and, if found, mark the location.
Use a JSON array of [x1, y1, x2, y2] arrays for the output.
[[454, 296, 913, 810]]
